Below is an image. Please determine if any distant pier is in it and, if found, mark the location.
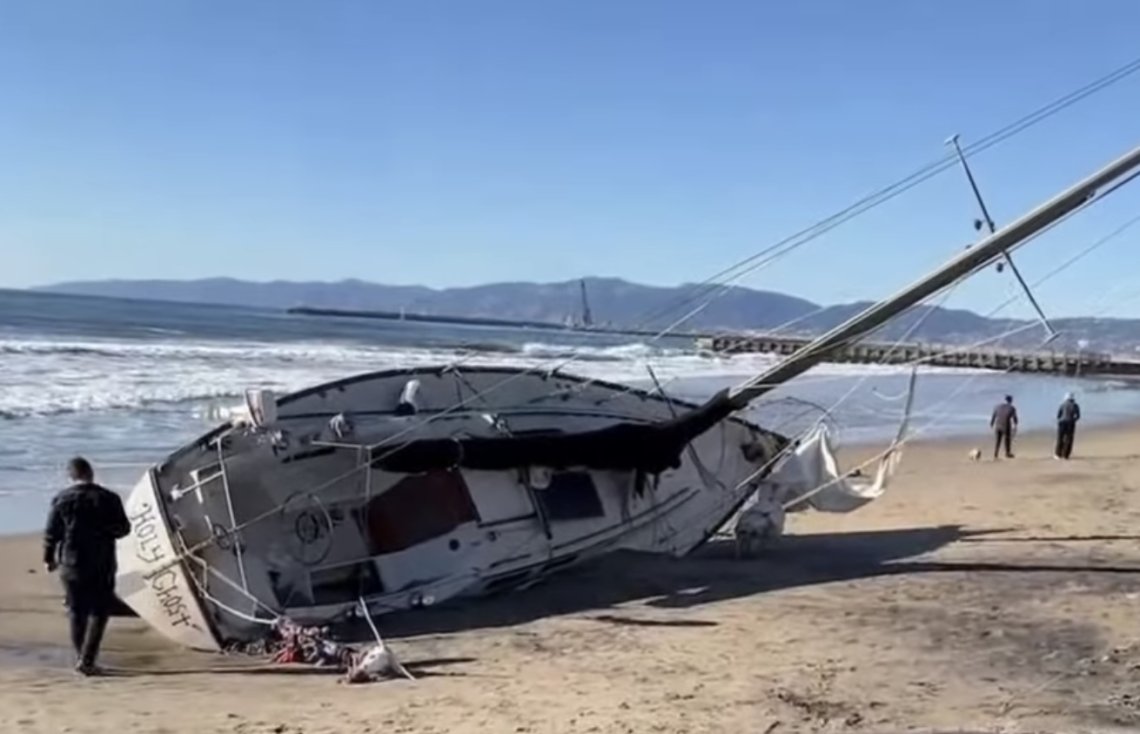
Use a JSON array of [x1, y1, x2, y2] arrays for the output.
[[698, 334, 1140, 378]]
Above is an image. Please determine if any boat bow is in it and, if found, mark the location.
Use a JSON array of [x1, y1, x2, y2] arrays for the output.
[[115, 469, 221, 651]]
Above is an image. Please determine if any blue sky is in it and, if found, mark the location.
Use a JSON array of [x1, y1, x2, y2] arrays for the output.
[[4, 0, 1140, 317]]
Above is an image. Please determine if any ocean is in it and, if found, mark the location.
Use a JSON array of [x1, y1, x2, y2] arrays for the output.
[[3, 287, 1138, 535]]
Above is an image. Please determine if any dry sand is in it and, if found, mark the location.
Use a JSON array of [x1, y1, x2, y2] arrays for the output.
[[3, 425, 1140, 733]]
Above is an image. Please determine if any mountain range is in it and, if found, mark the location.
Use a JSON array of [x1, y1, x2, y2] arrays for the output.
[[33, 276, 1140, 353]]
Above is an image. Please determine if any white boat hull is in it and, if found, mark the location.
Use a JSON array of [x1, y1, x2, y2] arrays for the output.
[[115, 366, 787, 651]]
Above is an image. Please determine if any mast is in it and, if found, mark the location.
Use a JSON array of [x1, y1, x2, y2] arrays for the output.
[[728, 142, 1140, 409], [579, 279, 593, 328]]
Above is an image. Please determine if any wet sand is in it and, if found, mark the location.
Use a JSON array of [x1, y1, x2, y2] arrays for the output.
[[2, 424, 1140, 733]]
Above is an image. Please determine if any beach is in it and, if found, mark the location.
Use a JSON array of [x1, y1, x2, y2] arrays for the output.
[[2, 423, 1140, 733]]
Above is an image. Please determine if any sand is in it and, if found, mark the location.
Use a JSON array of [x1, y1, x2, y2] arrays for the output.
[[3, 424, 1140, 733]]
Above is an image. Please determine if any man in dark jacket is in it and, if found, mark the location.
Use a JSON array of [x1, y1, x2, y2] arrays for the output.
[[1055, 392, 1081, 460], [43, 457, 131, 675], [990, 395, 1018, 460]]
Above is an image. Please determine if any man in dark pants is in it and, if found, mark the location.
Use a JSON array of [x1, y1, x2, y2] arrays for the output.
[[990, 395, 1018, 460], [1055, 392, 1081, 460], [43, 457, 131, 676]]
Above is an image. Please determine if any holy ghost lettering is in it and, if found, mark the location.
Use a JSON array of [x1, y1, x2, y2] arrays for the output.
[[129, 500, 196, 629]]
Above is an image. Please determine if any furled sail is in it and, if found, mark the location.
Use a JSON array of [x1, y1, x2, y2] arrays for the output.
[[733, 368, 916, 544], [777, 366, 915, 513], [367, 388, 742, 474], [767, 423, 894, 514]]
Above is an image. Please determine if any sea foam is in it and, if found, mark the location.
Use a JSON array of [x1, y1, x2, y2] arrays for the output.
[[0, 334, 977, 419]]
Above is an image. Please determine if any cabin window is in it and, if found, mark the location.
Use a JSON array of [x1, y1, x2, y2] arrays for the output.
[[535, 472, 605, 521], [359, 469, 480, 555], [465, 470, 536, 526]]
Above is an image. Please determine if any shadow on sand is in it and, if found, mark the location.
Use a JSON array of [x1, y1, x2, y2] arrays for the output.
[[98, 655, 476, 678], [332, 523, 1139, 642], [109, 524, 1140, 646]]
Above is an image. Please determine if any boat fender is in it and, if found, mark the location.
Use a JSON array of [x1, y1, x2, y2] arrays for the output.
[[329, 412, 355, 440], [270, 430, 291, 453], [528, 466, 552, 490], [244, 388, 278, 428], [734, 491, 786, 558], [396, 379, 421, 416]]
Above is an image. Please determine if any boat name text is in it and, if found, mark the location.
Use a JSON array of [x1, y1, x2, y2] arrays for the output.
[[130, 501, 196, 629]]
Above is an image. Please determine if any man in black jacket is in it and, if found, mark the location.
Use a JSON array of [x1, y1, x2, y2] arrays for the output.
[[43, 457, 131, 676], [1055, 392, 1081, 460]]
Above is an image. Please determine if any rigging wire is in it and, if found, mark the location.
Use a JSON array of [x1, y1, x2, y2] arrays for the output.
[[712, 195, 1091, 436], [646, 318, 1045, 542], [162, 305, 1047, 575], [445, 170, 1128, 445], [772, 165, 1140, 369], [147, 295, 1091, 588], [814, 198, 1140, 428], [343, 55, 1140, 434], [164, 173, 1140, 571], [24, 171, 1137, 536], [637, 53, 1140, 332], [977, 206, 1140, 324], [676, 199, 1140, 531], [49, 203, 1140, 500], [340, 59, 1140, 446], [197, 51, 1140, 457], [126, 64, 1140, 576]]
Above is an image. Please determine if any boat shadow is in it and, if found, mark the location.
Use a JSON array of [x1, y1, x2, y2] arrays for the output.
[[347, 523, 1036, 642], [98, 655, 475, 678]]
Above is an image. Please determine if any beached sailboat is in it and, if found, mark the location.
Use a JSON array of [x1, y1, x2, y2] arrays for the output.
[[114, 143, 1140, 652]]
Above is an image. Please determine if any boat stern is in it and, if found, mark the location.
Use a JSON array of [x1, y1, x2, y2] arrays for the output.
[[115, 469, 222, 652]]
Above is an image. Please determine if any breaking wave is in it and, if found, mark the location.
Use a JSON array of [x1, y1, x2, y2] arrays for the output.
[[0, 333, 972, 419], [518, 341, 687, 362]]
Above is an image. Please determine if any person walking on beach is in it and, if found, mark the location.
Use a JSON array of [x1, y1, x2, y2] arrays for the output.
[[1055, 392, 1081, 460], [990, 394, 1018, 460], [43, 457, 131, 676]]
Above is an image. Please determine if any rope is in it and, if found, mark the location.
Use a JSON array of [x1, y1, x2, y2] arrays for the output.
[[182, 554, 281, 627], [730, 202, 1140, 519], [674, 319, 1045, 538]]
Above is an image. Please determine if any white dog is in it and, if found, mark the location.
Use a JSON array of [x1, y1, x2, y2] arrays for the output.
[[968, 447, 982, 462], [344, 640, 415, 683]]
